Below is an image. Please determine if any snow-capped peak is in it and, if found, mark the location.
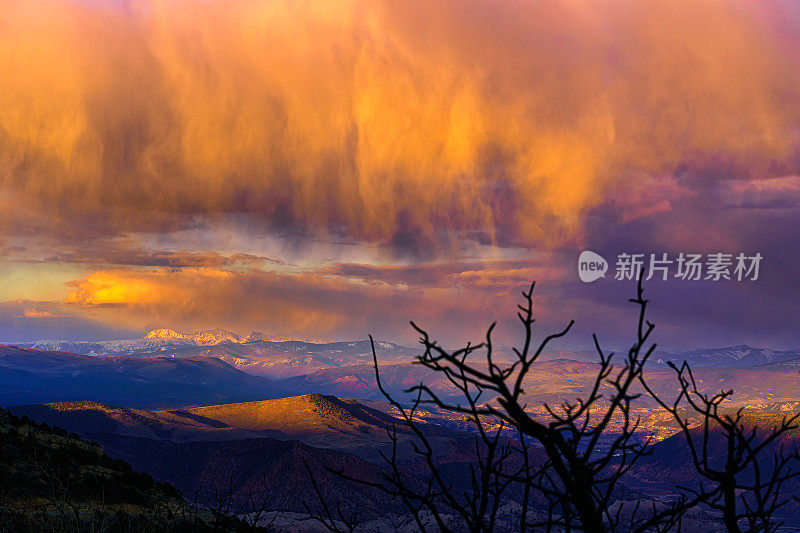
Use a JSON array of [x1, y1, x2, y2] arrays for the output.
[[189, 329, 242, 345], [144, 329, 187, 340], [143, 328, 241, 345]]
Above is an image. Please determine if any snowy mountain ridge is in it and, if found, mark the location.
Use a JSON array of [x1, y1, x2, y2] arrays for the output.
[[16, 328, 248, 355]]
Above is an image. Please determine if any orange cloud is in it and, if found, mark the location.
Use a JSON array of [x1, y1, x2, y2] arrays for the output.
[[40, 238, 281, 268], [64, 269, 230, 308], [62, 267, 380, 336], [319, 260, 566, 289], [1, 0, 798, 253], [720, 175, 800, 209], [61, 265, 558, 343]]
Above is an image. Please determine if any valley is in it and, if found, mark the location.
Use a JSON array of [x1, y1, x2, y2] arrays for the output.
[[3, 335, 800, 529]]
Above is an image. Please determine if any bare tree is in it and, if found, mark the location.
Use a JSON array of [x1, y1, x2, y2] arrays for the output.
[[308, 274, 799, 532], [374, 275, 697, 531], [641, 361, 800, 533], [301, 458, 360, 533]]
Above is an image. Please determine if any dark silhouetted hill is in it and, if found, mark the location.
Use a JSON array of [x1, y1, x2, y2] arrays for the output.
[[0, 405, 186, 530]]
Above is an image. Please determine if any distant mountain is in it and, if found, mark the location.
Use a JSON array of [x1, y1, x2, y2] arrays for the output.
[[0, 345, 284, 408], [143, 328, 243, 344], [537, 346, 800, 369], [279, 362, 461, 402], [12, 333, 415, 378], [17, 327, 245, 355], [143, 328, 190, 340], [652, 345, 800, 368], [177, 340, 415, 378]]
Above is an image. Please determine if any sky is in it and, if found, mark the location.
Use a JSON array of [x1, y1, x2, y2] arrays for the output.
[[1, 0, 799, 349]]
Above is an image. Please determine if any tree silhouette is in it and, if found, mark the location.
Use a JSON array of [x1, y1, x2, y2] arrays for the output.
[[641, 361, 800, 533], [313, 273, 799, 532]]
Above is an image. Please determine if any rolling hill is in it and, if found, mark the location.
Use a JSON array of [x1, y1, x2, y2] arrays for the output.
[[6, 396, 473, 520], [0, 345, 284, 408], [10, 394, 471, 461], [0, 403, 393, 524], [278, 362, 461, 401]]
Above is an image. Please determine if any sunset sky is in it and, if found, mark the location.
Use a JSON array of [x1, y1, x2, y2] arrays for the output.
[[1, 0, 799, 349]]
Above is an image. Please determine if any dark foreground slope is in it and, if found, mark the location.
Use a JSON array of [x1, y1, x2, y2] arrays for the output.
[[8, 396, 511, 521], [8, 396, 464, 517], [1, 406, 219, 531], [97, 434, 397, 519]]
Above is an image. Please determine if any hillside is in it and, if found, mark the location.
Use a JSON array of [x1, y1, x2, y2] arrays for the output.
[[4, 402, 524, 523], [98, 434, 397, 519], [12, 401, 260, 442], [187, 393, 396, 434], [11, 394, 468, 460], [2, 403, 403, 521], [0, 406, 184, 530], [626, 418, 800, 528]]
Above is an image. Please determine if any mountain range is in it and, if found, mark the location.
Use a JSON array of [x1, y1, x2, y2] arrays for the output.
[[0, 401, 395, 522], [5, 340, 800, 414], [5, 340, 800, 529], [17, 328, 247, 355], [14, 393, 799, 529], [13, 329, 415, 378], [655, 345, 800, 368], [536, 346, 800, 369], [12, 329, 800, 373]]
